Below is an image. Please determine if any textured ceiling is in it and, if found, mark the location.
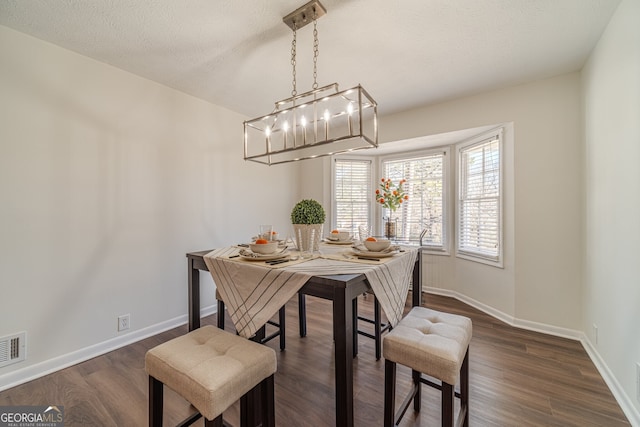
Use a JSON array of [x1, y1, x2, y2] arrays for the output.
[[0, 0, 621, 118]]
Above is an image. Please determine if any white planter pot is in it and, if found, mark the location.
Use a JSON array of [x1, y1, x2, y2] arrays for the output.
[[292, 224, 323, 254]]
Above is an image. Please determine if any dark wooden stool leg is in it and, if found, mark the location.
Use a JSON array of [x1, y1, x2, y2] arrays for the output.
[[442, 381, 454, 427], [352, 297, 359, 357], [374, 297, 382, 360], [148, 376, 163, 427], [217, 300, 225, 330], [240, 389, 252, 427], [298, 293, 307, 337], [261, 374, 275, 427], [278, 307, 286, 351], [461, 348, 469, 427], [205, 415, 223, 427], [240, 375, 274, 427], [384, 359, 397, 427], [412, 369, 422, 412]]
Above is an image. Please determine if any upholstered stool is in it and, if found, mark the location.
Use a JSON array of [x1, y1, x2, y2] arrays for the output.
[[383, 307, 472, 427], [145, 325, 277, 427]]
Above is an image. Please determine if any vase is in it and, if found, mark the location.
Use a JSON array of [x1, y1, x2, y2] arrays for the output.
[[384, 218, 397, 239], [292, 224, 323, 257]]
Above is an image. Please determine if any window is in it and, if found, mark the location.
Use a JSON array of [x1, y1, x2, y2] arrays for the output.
[[331, 125, 505, 266], [381, 152, 446, 248], [457, 131, 502, 264], [333, 159, 372, 235]]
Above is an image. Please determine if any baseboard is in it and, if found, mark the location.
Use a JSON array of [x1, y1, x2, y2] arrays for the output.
[[581, 335, 640, 427], [424, 288, 639, 426], [425, 287, 516, 327], [0, 304, 216, 392]]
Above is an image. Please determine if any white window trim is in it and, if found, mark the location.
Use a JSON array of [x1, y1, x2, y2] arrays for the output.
[[455, 128, 504, 268], [378, 147, 450, 254]]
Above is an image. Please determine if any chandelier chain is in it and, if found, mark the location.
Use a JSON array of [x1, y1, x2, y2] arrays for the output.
[[291, 22, 297, 97], [312, 13, 319, 89]]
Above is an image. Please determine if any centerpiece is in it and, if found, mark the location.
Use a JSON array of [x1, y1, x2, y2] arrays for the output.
[[291, 199, 326, 255], [375, 178, 408, 239]]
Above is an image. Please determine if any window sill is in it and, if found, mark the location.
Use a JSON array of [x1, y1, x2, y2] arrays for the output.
[[456, 251, 503, 268]]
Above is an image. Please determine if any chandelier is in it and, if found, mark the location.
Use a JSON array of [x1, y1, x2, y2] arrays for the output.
[[243, 0, 378, 166]]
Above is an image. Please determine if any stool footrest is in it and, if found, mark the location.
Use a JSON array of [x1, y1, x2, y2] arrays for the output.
[[455, 406, 468, 427], [420, 376, 462, 399], [394, 381, 419, 426], [261, 330, 281, 344], [176, 412, 202, 427], [357, 315, 390, 329]]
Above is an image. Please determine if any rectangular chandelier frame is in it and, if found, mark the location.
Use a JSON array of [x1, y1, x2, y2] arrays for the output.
[[244, 83, 378, 166]]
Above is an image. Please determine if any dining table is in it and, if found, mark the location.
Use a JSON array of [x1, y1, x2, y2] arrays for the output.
[[185, 241, 422, 427]]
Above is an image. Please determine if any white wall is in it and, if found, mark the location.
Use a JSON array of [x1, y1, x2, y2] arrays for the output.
[[582, 0, 640, 422], [302, 73, 583, 331], [0, 25, 297, 388]]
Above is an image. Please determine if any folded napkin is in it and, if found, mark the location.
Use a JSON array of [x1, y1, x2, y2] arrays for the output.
[[320, 252, 397, 265], [227, 253, 316, 269]]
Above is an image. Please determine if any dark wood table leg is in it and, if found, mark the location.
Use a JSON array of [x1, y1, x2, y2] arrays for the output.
[[333, 287, 355, 427], [412, 250, 422, 308], [298, 293, 307, 337], [352, 297, 359, 358], [217, 300, 225, 330], [188, 257, 200, 331]]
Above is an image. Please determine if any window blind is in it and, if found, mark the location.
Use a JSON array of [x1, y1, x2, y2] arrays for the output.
[[458, 134, 501, 261], [382, 153, 445, 246], [334, 159, 371, 234]]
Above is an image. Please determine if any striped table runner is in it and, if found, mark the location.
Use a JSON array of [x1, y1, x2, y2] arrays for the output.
[[203, 245, 418, 339]]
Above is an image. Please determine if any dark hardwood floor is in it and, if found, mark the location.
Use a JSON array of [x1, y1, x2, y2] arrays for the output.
[[0, 293, 630, 426]]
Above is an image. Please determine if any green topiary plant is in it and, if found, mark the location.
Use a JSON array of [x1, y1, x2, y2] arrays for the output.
[[291, 199, 326, 224]]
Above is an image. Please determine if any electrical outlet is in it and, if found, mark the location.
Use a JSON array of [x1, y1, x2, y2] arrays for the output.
[[118, 314, 130, 332], [592, 324, 598, 345]]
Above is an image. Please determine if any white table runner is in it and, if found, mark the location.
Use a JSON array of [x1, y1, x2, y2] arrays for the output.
[[204, 245, 418, 338]]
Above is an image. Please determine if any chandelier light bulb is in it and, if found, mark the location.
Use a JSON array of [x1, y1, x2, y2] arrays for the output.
[[283, 121, 289, 148], [300, 116, 307, 144], [265, 125, 271, 147], [324, 109, 330, 139]]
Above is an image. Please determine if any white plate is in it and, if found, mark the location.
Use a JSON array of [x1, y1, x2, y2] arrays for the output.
[[323, 238, 354, 245], [349, 249, 398, 258], [238, 249, 289, 262]]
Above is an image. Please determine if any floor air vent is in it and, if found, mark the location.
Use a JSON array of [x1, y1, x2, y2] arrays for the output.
[[0, 332, 26, 368]]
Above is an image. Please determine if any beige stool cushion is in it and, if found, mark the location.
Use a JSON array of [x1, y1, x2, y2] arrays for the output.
[[145, 325, 277, 421], [383, 307, 472, 385]]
